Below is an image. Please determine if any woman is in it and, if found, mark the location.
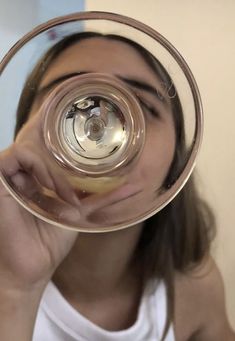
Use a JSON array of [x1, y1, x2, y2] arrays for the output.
[[0, 33, 234, 341]]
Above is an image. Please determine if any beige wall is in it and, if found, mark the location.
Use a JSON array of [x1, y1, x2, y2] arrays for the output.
[[86, 0, 235, 327]]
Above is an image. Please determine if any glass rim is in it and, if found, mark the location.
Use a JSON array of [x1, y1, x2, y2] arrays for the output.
[[0, 11, 203, 232]]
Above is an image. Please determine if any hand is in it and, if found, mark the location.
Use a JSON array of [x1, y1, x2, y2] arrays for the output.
[[0, 178, 78, 292], [0, 114, 79, 292]]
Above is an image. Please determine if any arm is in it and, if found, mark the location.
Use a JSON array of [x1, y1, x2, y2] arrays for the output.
[[0, 146, 78, 340], [0, 287, 44, 341]]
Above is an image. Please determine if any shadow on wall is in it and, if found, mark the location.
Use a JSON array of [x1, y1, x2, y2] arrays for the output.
[[0, 0, 85, 149], [0, 0, 85, 36]]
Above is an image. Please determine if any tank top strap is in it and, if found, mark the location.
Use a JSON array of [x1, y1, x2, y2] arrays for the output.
[[149, 280, 175, 341]]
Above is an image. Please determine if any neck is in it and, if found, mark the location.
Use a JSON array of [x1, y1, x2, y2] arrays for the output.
[[53, 224, 144, 301]]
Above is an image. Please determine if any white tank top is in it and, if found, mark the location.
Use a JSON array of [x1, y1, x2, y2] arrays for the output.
[[33, 281, 175, 341]]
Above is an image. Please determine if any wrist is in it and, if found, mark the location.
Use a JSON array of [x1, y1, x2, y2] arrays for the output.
[[0, 286, 44, 341], [0, 268, 52, 295]]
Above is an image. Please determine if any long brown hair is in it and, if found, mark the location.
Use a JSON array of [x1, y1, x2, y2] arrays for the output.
[[15, 32, 216, 340]]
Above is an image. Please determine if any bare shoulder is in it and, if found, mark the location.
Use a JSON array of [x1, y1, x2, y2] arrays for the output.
[[173, 256, 235, 341]]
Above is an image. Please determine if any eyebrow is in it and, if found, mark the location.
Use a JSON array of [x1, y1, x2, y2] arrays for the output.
[[37, 72, 87, 97], [118, 76, 166, 104], [37, 71, 167, 106]]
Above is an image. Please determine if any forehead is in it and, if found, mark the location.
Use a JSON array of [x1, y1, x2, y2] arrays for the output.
[[40, 37, 164, 90]]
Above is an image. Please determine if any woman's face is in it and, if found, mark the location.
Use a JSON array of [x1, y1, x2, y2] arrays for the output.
[[26, 37, 176, 226]]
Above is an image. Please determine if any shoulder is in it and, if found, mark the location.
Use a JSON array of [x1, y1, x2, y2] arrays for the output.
[[173, 256, 235, 341]]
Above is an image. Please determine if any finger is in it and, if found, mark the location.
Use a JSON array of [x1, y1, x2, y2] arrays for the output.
[[15, 145, 56, 191], [47, 167, 81, 207], [17, 143, 81, 207], [31, 189, 81, 225], [80, 183, 141, 217], [0, 145, 55, 191], [0, 144, 81, 208], [10, 171, 41, 199]]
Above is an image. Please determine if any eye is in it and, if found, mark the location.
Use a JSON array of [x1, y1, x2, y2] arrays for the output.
[[136, 95, 161, 120]]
